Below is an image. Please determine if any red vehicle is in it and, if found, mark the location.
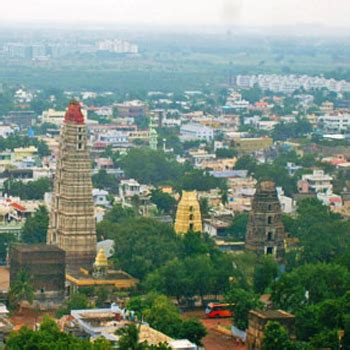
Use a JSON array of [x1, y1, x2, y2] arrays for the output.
[[205, 303, 233, 318]]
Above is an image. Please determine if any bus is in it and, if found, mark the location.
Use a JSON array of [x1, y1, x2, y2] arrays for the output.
[[205, 303, 233, 318]]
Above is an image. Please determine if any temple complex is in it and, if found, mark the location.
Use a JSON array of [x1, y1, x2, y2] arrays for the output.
[[65, 249, 138, 292], [245, 181, 286, 259], [174, 191, 202, 234], [47, 101, 97, 272]]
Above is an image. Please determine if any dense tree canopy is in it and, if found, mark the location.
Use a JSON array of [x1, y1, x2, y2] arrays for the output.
[[22, 205, 49, 244], [4, 177, 51, 200], [7, 316, 112, 350]]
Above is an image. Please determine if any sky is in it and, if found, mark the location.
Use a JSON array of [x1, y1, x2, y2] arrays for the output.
[[0, 0, 350, 28]]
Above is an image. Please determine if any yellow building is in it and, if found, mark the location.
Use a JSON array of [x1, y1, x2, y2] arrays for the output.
[[66, 249, 138, 291], [233, 137, 272, 154], [174, 191, 202, 234], [14, 146, 38, 161]]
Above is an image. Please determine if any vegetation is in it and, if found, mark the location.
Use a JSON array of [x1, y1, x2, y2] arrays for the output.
[[7, 316, 113, 349], [127, 293, 206, 345], [22, 205, 49, 244], [8, 270, 34, 312], [4, 177, 51, 200]]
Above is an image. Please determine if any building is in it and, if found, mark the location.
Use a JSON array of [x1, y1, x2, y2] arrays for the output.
[[47, 102, 97, 272], [232, 137, 273, 154], [66, 249, 137, 292], [298, 170, 333, 194], [4, 111, 36, 129], [318, 114, 350, 134], [277, 187, 296, 214], [42, 108, 88, 126], [247, 310, 295, 350], [174, 191, 202, 234], [92, 189, 110, 207], [203, 217, 231, 237], [10, 244, 65, 305], [245, 181, 286, 259], [180, 124, 214, 142], [114, 101, 147, 119]]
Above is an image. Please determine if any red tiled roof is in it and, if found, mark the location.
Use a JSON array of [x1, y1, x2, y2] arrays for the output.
[[11, 202, 26, 212]]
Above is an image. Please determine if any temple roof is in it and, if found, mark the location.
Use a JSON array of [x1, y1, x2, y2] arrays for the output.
[[64, 101, 85, 124]]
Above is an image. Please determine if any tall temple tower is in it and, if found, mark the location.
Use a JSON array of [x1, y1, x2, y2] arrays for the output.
[[245, 181, 286, 259], [48, 101, 97, 272], [174, 191, 202, 234]]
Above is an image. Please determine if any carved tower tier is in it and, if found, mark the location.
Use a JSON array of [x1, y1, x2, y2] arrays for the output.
[[48, 101, 96, 272], [246, 181, 286, 259], [175, 191, 202, 234]]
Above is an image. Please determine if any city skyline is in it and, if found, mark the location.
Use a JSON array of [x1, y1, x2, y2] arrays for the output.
[[0, 0, 350, 29]]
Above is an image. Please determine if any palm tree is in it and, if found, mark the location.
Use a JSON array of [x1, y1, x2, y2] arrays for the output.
[[9, 269, 34, 313]]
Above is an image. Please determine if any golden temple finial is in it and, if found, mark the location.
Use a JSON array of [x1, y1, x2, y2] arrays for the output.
[[94, 248, 108, 267]]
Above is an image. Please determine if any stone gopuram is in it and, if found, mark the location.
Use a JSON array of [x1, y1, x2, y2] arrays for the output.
[[47, 101, 96, 272], [174, 191, 202, 234], [245, 181, 286, 259]]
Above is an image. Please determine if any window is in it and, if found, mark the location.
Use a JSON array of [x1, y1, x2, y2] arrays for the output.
[[189, 223, 194, 231], [189, 214, 194, 220], [189, 206, 193, 212], [268, 204, 272, 211], [78, 143, 82, 150], [267, 232, 273, 241], [266, 247, 273, 255], [267, 216, 272, 224]]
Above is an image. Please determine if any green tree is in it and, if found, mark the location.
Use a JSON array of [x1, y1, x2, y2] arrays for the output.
[[253, 256, 279, 294], [271, 263, 350, 312], [104, 204, 137, 224], [262, 321, 292, 350], [9, 269, 34, 312], [150, 189, 176, 215], [6, 316, 113, 349], [309, 330, 339, 350], [92, 169, 118, 194], [225, 288, 262, 330], [96, 287, 109, 308], [0, 232, 16, 263], [111, 217, 179, 280], [179, 318, 207, 346], [116, 323, 145, 350], [56, 292, 89, 317], [143, 295, 182, 339], [4, 177, 51, 200], [22, 205, 49, 244], [227, 213, 248, 241]]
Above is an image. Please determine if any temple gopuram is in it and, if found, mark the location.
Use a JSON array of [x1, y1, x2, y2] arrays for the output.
[[245, 181, 286, 259], [47, 101, 97, 272], [174, 191, 202, 234]]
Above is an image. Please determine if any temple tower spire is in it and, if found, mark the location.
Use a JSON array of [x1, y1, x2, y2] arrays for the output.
[[48, 101, 96, 272]]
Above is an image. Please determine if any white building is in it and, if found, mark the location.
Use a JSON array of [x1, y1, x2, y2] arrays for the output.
[[277, 187, 295, 214], [92, 189, 110, 207], [180, 124, 214, 142], [119, 179, 144, 199], [318, 114, 350, 134], [98, 131, 129, 146], [298, 170, 333, 194]]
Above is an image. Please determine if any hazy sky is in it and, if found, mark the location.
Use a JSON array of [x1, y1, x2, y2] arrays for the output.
[[1, 0, 350, 28]]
